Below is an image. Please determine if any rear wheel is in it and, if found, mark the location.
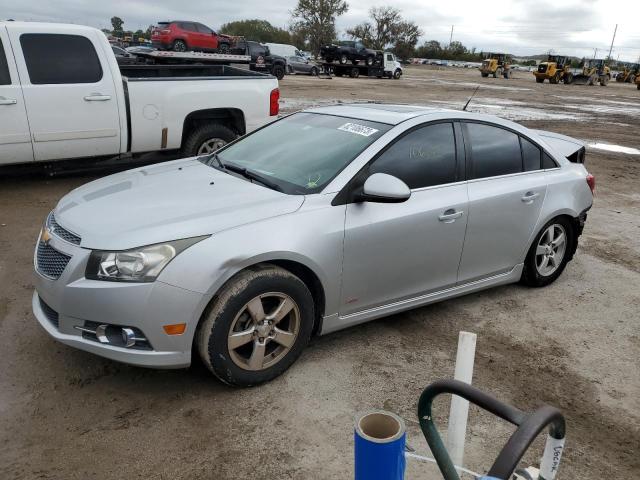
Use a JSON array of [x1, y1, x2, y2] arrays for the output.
[[271, 64, 285, 80], [196, 265, 314, 386], [310, 66, 319, 76], [172, 39, 187, 52], [349, 67, 360, 78], [535, 77, 545, 83], [521, 217, 574, 288], [182, 123, 237, 157], [563, 73, 573, 84]]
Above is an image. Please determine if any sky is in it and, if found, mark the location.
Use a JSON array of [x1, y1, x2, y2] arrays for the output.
[[2, 0, 639, 61]]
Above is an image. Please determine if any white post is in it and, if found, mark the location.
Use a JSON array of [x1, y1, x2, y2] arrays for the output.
[[446, 331, 477, 468]]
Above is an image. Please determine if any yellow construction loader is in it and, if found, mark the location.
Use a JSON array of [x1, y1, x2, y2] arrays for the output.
[[636, 74, 640, 90], [479, 53, 512, 79], [533, 55, 573, 84], [616, 63, 639, 83], [572, 59, 611, 86]]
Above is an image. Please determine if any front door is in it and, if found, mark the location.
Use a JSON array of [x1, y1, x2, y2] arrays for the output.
[[9, 25, 121, 161], [340, 122, 468, 315], [0, 29, 33, 164], [457, 122, 547, 283]]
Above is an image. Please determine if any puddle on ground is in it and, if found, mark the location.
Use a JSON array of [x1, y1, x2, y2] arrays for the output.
[[586, 142, 640, 155]]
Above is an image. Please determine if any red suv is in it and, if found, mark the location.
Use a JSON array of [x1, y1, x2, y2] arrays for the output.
[[152, 21, 232, 53]]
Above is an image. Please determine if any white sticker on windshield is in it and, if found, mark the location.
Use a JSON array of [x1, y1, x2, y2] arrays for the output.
[[338, 123, 379, 137]]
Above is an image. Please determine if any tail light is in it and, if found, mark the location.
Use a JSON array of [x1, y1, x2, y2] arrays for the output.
[[269, 88, 280, 116], [586, 173, 595, 194]]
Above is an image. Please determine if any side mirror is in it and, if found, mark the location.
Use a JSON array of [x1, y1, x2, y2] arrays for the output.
[[358, 173, 411, 203]]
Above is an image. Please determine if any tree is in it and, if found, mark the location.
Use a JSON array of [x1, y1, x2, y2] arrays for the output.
[[290, 0, 349, 54], [111, 16, 124, 35], [346, 7, 422, 58], [220, 19, 291, 44]]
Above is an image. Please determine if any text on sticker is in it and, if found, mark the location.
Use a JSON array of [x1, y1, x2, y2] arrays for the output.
[[338, 123, 379, 137]]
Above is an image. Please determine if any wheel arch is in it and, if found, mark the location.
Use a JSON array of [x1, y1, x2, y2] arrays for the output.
[[181, 108, 246, 148], [528, 210, 583, 262]]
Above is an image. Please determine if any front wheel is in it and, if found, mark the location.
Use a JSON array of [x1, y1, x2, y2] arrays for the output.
[[521, 218, 574, 288], [182, 123, 237, 157], [196, 265, 314, 386], [393, 69, 402, 79]]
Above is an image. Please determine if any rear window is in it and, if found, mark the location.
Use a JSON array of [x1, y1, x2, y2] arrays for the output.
[[467, 123, 522, 179], [521, 137, 542, 171], [20, 34, 102, 84], [0, 38, 10, 85], [179, 23, 197, 32]]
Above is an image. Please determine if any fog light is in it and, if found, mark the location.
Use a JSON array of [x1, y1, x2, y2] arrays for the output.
[[163, 323, 186, 335], [121, 327, 136, 347]]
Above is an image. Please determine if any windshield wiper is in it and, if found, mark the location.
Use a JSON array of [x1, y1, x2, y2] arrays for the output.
[[224, 162, 283, 192]]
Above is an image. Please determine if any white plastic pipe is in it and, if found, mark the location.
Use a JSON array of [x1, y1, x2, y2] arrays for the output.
[[446, 331, 477, 468]]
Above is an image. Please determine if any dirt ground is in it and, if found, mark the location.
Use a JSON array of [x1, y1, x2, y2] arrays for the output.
[[1, 66, 638, 480]]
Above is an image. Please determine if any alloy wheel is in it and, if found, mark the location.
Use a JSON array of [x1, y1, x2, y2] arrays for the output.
[[227, 293, 301, 371], [535, 224, 567, 276], [197, 138, 227, 155]]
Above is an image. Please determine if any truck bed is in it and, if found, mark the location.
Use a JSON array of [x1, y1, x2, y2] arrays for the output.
[[119, 64, 271, 80]]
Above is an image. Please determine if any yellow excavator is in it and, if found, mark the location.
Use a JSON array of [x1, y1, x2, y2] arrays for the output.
[[479, 53, 512, 79], [616, 63, 639, 83], [533, 55, 573, 84], [572, 59, 611, 86]]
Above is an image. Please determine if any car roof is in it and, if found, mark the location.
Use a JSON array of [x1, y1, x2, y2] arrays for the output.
[[305, 104, 459, 125]]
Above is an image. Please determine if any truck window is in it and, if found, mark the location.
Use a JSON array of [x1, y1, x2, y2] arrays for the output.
[[0, 38, 10, 85], [20, 34, 103, 85]]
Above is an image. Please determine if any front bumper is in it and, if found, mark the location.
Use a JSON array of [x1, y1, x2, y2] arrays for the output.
[[33, 233, 207, 369]]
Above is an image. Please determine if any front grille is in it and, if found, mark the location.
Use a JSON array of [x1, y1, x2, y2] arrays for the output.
[[39, 297, 59, 329], [36, 242, 71, 279], [48, 213, 81, 245]]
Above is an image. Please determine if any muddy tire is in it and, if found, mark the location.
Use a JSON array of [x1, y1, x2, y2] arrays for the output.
[[196, 265, 314, 386], [564, 73, 573, 84], [535, 77, 544, 83], [481, 72, 489, 77], [182, 123, 237, 157], [521, 217, 575, 288], [600, 75, 609, 86]]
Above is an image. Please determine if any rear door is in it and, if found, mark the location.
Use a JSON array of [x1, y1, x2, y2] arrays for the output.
[[195, 23, 216, 50], [457, 122, 548, 283], [0, 27, 33, 164], [9, 26, 121, 161]]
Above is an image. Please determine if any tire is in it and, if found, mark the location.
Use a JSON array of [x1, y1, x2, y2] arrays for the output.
[[564, 73, 573, 84], [494, 68, 502, 78], [339, 54, 348, 64], [310, 66, 319, 76], [521, 217, 575, 288], [550, 73, 560, 84], [218, 42, 230, 54], [366, 55, 374, 66], [600, 75, 609, 86], [271, 64, 285, 80], [196, 265, 315, 386], [335, 71, 343, 77], [637, 83, 640, 90], [349, 67, 360, 78], [172, 39, 187, 52], [535, 77, 544, 83], [182, 123, 237, 157], [393, 69, 402, 79], [504, 69, 512, 79], [481, 72, 489, 77]]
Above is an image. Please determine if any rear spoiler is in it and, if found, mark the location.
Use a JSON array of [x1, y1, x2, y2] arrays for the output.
[[532, 129, 586, 164]]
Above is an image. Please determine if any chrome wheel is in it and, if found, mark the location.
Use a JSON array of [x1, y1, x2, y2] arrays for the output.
[[197, 138, 227, 155], [535, 224, 567, 277], [228, 293, 301, 371]]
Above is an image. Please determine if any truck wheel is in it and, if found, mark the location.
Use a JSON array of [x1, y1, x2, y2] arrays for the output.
[[172, 39, 187, 52], [600, 75, 609, 86], [196, 264, 314, 386], [564, 73, 573, 84], [218, 43, 230, 54], [182, 123, 237, 157], [535, 77, 544, 83], [349, 67, 360, 78], [271, 64, 285, 80], [393, 69, 402, 79], [481, 72, 489, 77], [339, 54, 348, 64]]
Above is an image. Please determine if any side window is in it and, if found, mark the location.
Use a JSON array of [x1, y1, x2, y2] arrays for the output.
[[196, 23, 212, 34], [180, 23, 196, 32], [467, 123, 522, 179], [0, 38, 11, 85], [521, 137, 542, 171], [20, 34, 102, 84], [370, 123, 457, 189], [543, 152, 558, 169]]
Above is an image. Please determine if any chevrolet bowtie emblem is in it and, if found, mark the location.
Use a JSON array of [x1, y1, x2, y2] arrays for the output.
[[41, 227, 51, 244]]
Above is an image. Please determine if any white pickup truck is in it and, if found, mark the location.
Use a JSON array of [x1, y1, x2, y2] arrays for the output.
[[0, 22, 280, 167]]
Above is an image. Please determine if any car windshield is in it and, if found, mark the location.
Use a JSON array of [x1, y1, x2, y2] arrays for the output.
[[206, 112, 390, 194]]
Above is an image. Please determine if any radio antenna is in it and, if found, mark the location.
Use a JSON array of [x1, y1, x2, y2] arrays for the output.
[[462, 86, 480, 111]]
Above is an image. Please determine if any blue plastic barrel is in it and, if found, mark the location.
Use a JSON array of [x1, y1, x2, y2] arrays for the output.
[[354, 411, 406, 480]]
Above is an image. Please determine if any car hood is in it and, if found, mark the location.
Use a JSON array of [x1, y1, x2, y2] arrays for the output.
[[53, 158, 305, 250]]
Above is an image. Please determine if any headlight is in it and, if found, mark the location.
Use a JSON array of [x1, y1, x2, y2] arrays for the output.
[[86, 236, 208, 282]]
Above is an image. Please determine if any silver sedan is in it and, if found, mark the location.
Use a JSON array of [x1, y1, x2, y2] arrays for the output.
[[33, 105, 594, 386]]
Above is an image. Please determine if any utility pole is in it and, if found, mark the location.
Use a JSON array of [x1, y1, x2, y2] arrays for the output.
[[449, 25, 454, 47], [593, 48, 598, 59], [607, 24, 617, 62]]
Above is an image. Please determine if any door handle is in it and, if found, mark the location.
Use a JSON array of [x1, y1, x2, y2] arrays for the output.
[[0, 96, 17, 105], [521, 192, 540, 203], [83, 94, 111, 101], [438, 209, 464, 223]]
